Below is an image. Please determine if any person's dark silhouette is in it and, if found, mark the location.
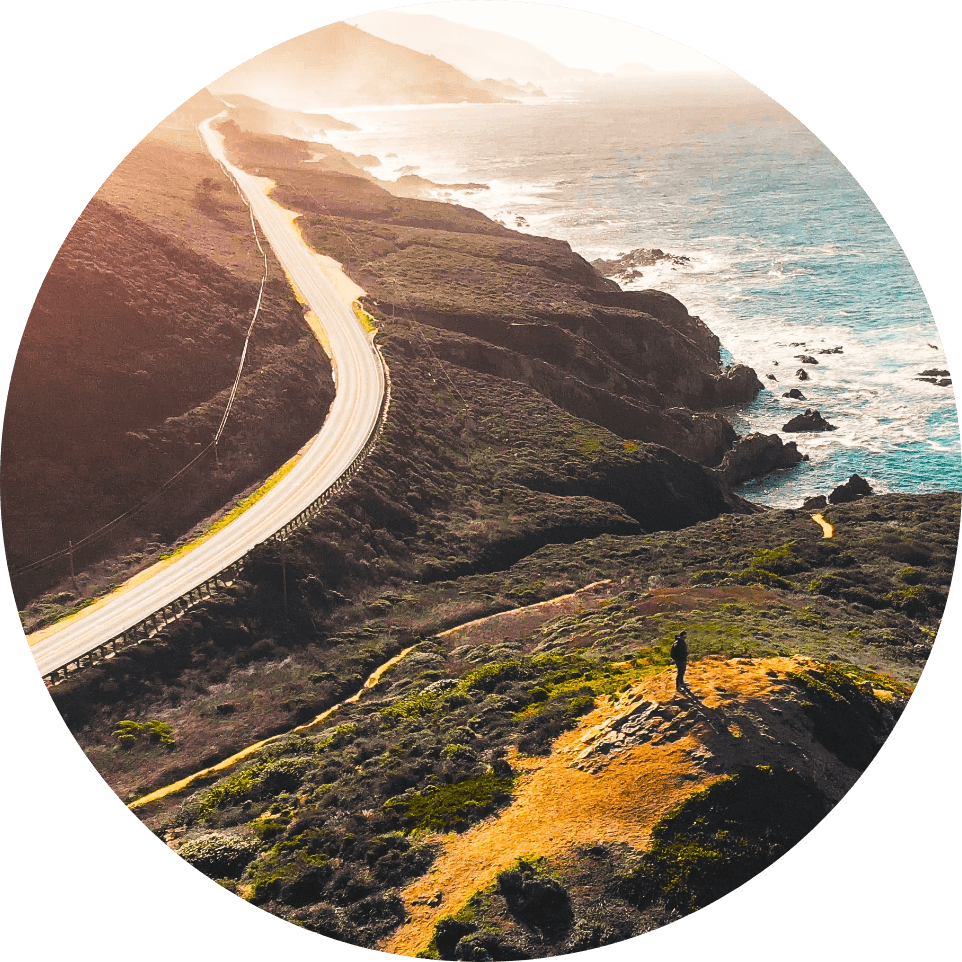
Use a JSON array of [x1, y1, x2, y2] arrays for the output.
[[670, 630, 689, 692]]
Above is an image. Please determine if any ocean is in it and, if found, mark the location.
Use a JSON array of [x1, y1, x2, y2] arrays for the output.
[[321, 72, 960, 507]]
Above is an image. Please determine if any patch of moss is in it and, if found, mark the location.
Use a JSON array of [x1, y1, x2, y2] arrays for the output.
[[194, 756, 318, 820]]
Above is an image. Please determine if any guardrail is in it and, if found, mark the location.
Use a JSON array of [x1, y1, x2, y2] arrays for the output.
[[43, 339, 392, 686]]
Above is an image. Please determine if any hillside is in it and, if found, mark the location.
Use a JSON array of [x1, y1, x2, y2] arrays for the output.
[[25, 96, 956, 956], [54, 489, 953, 951], [209, 22, 506, 110], [219, 121, 764, 467], [347, 10, 597, 86], [1, 98, 335, 614]]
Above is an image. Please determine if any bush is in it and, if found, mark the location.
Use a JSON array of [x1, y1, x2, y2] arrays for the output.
[[496, 858, 572, 937], [177, 831, 259, 877], [386, 769, 514, 833], [112, 719, 175, 748], [621, 766, 830, 915]]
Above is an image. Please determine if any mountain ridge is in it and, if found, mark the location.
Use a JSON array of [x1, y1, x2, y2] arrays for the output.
[[209, 21, 507, 110]]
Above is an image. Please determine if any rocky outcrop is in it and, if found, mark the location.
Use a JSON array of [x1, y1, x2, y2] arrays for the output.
[[796, 368, 810, 381], [829, 474, 874, 504], [591, 247, 692, 284], [783, 388, 806, 399], [240, 146, 765, 469], [795, 355, 818, 365], [717, 432, 807, 486], [425, 329, 740, 465], [783, 409, 837, 433], [802, 495, 828, 510], [915, 369, 952, 387]]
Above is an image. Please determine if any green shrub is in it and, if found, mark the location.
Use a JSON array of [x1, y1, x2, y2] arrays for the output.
[[177, 831, 259, 877], [621, 766, 830, 915], [195, 756, 318, 819], [385, 769, 514, 833], [112, 719, 175, 748]]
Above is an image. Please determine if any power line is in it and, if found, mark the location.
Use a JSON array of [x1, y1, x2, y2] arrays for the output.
[[11, 124, 270, 578]]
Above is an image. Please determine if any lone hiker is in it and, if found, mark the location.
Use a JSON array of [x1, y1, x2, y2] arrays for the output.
[[670, 630, 688, 692]]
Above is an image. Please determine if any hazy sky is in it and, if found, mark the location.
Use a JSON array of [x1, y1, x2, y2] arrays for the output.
[[398, 1, 722, 72]]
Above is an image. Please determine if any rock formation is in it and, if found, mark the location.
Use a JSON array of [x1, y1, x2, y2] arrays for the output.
[[783, 409, 836, 432], [717, 433, 807, 486], [829, 473, 874, 504]]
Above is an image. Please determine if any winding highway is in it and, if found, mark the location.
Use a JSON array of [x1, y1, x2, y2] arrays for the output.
[[28, 114, 386, 678]]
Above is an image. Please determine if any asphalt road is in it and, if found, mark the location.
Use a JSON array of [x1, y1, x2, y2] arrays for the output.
[[28, 115, 385, 677]]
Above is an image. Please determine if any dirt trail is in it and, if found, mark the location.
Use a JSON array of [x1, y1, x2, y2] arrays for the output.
[[129, 583, 613, 811], [437, 580, 612, 645], [129, 644, 419, 810], [381, 655, 825, 957], [811, 512, 835, 538]]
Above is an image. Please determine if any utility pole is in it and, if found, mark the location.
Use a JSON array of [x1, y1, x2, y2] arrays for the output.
[[68, 540, 78, 595], [281, 537, 288, 621]]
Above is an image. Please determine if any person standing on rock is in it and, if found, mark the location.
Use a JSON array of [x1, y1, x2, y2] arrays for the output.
[[670, 630, 689, 692]]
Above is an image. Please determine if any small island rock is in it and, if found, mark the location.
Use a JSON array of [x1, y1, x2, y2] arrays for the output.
[[718, 432, 807, 485], [783, 388, 806, 400], [782, 409, 837, 432], [828, 473, 873, 504]]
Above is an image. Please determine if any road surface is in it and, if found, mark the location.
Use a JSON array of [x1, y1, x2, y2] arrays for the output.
[[28, 114, 385, 678]]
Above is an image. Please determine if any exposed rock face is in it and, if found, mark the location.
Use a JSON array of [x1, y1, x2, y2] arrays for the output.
[[717, 432, 807, 486], [802, 495, 828, 510], [783, 409, 836, 432], [231, 136, 766, 468], [817, 346, 843, 354], [829, 474, 874, 504], [783, 388, 806, 400], [796, 368, 810, 381], [795, 355, 818, 364]]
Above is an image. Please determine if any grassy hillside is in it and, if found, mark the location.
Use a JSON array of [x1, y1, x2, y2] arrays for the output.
[[24, 99, 958, 955], [52, 490, 954, 952], [1, 97, 335, 612]]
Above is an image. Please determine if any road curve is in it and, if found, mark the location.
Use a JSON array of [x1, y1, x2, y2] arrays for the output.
[[28, 114, 385, 677]]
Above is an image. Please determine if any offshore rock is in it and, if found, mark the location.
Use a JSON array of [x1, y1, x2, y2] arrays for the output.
[[783, 409, 836, 433], [829, 473, 874, 504], [783, 388, 806, 400], [718, 432, 807, 486]]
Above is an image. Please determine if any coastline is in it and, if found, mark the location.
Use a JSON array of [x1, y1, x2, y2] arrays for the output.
[[320, 84, 959, 508]]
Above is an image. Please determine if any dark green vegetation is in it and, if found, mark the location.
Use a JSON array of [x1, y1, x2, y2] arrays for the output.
[[47, 486, 953, 950], [423, 768, 832, 959], [2, 93, 335, 613], [16, 94, 958, 954], [218, 119, 762, 468]]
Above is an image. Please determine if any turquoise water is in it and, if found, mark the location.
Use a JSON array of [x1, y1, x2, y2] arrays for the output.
[[324, 74, 960, 506]]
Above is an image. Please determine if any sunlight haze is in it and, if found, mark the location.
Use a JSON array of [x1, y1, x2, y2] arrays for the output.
[[395, 0, 723, 72]]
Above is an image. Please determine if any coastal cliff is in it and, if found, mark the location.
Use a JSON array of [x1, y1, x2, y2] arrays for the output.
[[220, 122, 763, 467]]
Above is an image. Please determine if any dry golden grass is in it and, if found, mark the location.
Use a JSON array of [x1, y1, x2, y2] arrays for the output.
[[382, 654, 843, 956]]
